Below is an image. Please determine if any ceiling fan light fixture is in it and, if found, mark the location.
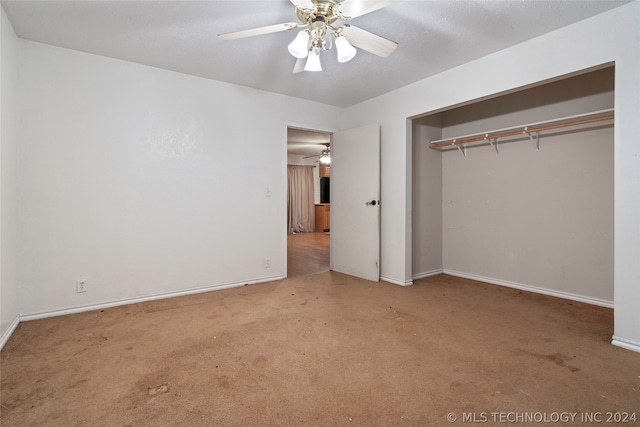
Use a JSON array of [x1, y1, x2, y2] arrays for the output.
[[335, 35, 357, 63], [304, 50, 322, 71], [320, 154, 331, 165], [288, 30, 310, 59], [219, 0, 400, 74]]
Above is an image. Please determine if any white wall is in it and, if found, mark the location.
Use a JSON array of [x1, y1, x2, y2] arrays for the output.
[[342, 2, 640, 351], [18, 40, 341, 316], [0, 6, 19, 342]]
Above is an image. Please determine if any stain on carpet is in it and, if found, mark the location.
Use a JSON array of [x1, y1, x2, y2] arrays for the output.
[[217, 375, 230, 388], [521, 350, 580, 372], [147, 384, 170, 397]]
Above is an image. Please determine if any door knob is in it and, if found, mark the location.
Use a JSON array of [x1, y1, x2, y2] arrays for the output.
[[366, 200, 379, 206]]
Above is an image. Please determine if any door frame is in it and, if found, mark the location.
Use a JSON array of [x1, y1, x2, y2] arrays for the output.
[[283, 122, 336, 277]]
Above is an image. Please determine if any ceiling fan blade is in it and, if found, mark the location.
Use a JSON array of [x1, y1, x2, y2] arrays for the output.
[[293, 58, 306, 74], [219, 23, 300, 41], [341, 24, 398, 58], [302, 154, 321, 159], [337, 0, 400, 19], [290, 0, 316, 12]]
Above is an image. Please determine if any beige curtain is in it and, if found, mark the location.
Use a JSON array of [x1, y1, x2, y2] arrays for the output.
[[287, 165, 315, 233]]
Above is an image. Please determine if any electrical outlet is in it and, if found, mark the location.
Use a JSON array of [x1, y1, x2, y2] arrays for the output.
[[76, 279, 87, 293], [264, 257, 271, 268]]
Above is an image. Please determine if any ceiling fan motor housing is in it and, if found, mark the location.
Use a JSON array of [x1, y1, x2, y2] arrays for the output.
[[296, 0, 340, 26]]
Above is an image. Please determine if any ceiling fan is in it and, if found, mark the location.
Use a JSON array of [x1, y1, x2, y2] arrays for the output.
[[303, 143, 331, 164], [218, 0, 399, 73]]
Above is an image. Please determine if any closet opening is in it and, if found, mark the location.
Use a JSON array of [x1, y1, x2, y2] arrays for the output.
[[412, 66, 615, 307]]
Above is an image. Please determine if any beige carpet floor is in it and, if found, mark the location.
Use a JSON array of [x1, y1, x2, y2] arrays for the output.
[[1, 273, 639, 426]]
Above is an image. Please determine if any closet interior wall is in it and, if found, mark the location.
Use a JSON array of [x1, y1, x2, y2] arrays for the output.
[[412, 116, 443, 278], [414, 67, 615, 304]]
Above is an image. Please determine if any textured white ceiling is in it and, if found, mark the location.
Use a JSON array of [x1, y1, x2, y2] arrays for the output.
[[2, 0, 630, 107]]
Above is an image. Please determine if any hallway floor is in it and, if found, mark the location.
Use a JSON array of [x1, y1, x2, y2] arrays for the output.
[[287, 232, 330, 278]]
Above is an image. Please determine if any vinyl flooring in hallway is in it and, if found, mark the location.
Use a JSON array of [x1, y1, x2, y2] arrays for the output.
[[287, 232, 330, 278]]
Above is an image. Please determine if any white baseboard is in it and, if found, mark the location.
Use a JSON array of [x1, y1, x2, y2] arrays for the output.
[[612, 336, 640, 353], [0, 314, 21, 351], [381, 275, 413, 286], [21, 275, 285, 322], [412, 269, 444, 280], [443, 269, 614, 308]]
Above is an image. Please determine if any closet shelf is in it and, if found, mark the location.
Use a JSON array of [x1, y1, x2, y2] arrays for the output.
[[429, 108, 614, 152]]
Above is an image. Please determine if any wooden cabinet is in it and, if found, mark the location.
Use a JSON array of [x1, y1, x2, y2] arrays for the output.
[[315, 204, 330, 232], [319, 164, 331, 178]]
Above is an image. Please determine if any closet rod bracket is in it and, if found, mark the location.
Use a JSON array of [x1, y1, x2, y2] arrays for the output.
[[457, 143, 467, 158], [524, 127, 540, 151], [485, 135, 499, 154]]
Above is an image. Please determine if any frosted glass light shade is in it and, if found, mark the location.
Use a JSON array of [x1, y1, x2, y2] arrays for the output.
[[288, 31, 309, 59], [335, 35, 356, 63], [304, 51, 322, 71], [320, 154, 331, 165]]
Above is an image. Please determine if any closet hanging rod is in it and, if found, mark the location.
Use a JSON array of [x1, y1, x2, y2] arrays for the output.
[[429, 108, 614, 150]]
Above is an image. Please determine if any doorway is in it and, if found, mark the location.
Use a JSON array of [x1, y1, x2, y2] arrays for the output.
[[286, 127, 331, 278]]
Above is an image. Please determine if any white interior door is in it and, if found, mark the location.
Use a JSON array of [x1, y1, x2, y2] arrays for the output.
[[330, 124, 380, 281]]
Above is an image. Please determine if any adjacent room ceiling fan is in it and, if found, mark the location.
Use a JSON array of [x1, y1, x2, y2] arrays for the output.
[[303, 143, 331, 164], [218, 0, 399, 73]]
